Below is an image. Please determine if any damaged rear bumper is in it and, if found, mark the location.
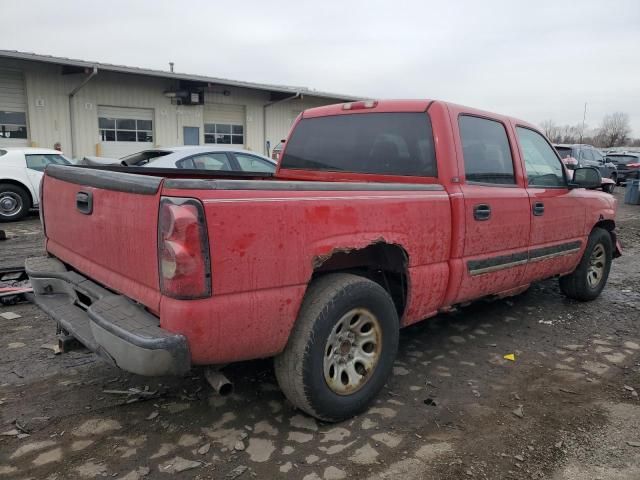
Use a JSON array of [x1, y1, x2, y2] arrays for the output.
[[25, 256, 190, 376]]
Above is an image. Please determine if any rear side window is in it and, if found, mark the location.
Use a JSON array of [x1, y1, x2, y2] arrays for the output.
[[25, 154, 71, 172], [179, 153, 231, 171], [459, 115, 515, 185], [517, 127, 566, 187], [280, 113, 437, 177], [555, 146, 573, 159]]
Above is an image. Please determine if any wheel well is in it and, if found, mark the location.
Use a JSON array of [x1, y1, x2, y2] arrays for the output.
[[312, 242, 409, 318], [0, 179, 34, 205], [594, 219, 615, 232]]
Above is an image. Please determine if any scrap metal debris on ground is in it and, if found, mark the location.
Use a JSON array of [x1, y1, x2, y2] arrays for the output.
[[0, 267, 32, 305]]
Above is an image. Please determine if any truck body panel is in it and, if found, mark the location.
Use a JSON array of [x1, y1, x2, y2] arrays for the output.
[[29, 99, 618, 374]]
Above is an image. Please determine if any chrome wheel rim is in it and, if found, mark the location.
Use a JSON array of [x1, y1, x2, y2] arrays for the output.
[[323, 308, 382, 395], [587, 244, 606, 288], [0, 192, 22, 217]]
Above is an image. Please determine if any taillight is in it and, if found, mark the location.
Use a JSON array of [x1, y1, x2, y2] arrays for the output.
[[158, 197, 211, 299], [628, 163, 640, 168]]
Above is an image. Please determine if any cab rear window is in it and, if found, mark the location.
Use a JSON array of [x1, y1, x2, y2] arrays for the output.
[[280, 113, 437, 177]]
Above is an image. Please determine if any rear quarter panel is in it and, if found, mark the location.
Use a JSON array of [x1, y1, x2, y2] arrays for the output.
[[159, 187, 452, 364]]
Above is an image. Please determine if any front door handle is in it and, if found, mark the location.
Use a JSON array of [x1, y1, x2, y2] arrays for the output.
[[473, 204, 491, 221], [533, 202, 544, 216]]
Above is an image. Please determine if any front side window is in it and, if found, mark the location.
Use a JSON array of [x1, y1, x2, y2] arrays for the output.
[[580, 148, 594, 162], [517, 127, 566, 187], [99, 117, 153, 143], [0, 111, 27, 139], [25, 154, 71, 172], [280, 112, 437, 177], [459, 115, 515, 185], [204, 124, 244, 145], [234, 153, 275, 173]]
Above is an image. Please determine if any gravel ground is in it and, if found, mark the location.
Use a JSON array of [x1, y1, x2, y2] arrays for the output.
[[0, 190, 638, 480]]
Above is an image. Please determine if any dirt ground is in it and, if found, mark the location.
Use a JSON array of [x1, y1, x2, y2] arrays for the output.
[[0, 189, 639, 480]]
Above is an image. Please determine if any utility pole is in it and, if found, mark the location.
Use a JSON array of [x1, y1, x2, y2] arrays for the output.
[[579, 102, 587, 144]]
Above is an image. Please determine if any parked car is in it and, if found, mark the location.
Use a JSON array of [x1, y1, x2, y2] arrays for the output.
[[27, 99, 620, 422], [0, 147, 71, 221], [559, 156, 616, 193], [80, 146, 276, 174], [604, 152, 640, 184], [271, 140, 285, 162], [554, 144, 618, 183]]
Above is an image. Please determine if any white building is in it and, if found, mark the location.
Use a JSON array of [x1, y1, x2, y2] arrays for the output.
[[0, 50, 357, 159]]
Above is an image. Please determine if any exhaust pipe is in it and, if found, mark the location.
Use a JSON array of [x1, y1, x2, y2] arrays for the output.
[[205, 368, 233, 396]]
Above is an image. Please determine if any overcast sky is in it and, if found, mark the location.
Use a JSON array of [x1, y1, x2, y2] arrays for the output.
[[3, 0, 640, 135]]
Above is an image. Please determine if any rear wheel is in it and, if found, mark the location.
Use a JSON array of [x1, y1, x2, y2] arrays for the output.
[[0, 183, 31, 222], [603, 182, 615, 194], [559, 228, 612, 301], [275, 273, 399, 422]]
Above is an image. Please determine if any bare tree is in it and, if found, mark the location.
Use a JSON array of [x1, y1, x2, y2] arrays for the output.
[[540, 120, 562, 142], [558, 124, 582, 144], [598, 112, 631, 148]]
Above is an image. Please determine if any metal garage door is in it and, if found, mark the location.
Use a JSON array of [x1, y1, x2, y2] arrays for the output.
[[203, 104, 245, 146], [97, 106, 154, 158], [0, 68, 28, 147]]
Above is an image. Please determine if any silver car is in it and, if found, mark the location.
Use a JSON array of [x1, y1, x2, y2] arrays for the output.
[[80, 146, 276, 174]]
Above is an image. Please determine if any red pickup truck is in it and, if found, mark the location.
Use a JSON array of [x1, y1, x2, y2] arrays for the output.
[[27, 100, 620, 421]]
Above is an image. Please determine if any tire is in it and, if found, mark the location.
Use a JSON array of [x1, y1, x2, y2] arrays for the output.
[[559, 228, 612, 301], [603, 183, 615, 194], [0, 183, 31, 222], [275, 273, 399, 422]]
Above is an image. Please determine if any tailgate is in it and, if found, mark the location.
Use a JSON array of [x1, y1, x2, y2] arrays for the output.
[[42, 165, 163, 312]]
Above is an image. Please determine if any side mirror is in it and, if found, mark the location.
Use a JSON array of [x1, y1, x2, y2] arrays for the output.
[[569, 167, 602, 189]]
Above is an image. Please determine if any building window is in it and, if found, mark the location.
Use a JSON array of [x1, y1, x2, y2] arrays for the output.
[[204, 124, 243, 145], [0, 111, 27, 139], [99, 117, 153, 143]]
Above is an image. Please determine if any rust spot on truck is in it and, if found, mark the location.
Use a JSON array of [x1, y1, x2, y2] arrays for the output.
[[311, 237, 388, 269]]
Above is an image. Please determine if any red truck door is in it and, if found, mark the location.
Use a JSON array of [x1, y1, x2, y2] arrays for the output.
[[453, 114, 531, 302], [514, 126, 586, 282]]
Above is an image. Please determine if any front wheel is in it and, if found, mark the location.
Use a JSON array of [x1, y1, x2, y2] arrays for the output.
[[275, 273, 399, 422], [559, 228, 612, 301], [603, 182, 615, 194]]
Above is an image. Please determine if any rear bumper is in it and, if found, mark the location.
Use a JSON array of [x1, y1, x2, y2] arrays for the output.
[[25, 256, 190, 376]]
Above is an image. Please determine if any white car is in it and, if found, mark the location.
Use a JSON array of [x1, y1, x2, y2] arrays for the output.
[[81, 146, 277, 173], [0, 147, 71, 222]]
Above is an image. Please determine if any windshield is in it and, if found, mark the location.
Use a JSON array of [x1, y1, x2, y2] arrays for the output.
[[281, 112, 437, 177]]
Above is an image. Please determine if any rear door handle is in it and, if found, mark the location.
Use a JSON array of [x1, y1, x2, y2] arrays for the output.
[[473, 204, 491, 221], [533, 202, 544, 216], [76, 191, 93, 215]]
